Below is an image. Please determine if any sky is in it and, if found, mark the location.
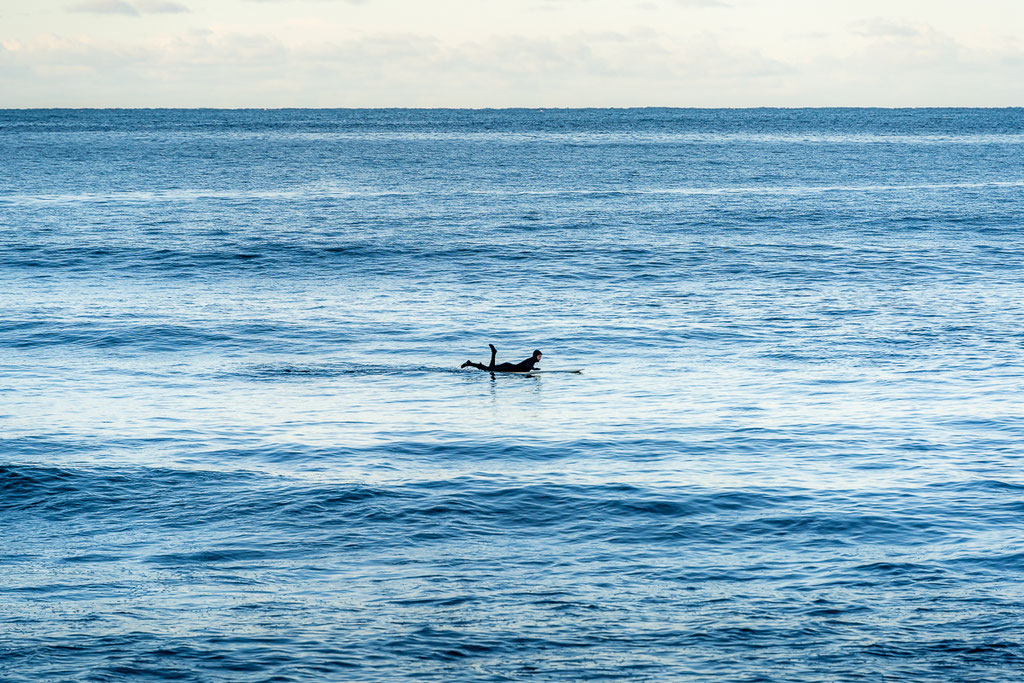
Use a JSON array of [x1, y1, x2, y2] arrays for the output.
[[1, 0, 1022, 107]]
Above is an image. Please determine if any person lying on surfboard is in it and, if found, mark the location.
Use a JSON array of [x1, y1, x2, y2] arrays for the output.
[[461, 344, 541, 372]]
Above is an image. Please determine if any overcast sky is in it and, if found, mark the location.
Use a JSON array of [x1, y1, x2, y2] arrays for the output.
[[1, 0, 1022, 107]]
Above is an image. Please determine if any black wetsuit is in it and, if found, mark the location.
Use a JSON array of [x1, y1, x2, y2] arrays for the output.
[[490, 356, 540, 373], [463, 346, 540, 372]]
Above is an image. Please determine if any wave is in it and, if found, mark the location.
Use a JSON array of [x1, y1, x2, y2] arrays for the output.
[[0, 318, 238, 351], [0, 241, 541, 274], [5, 458, 1023, 679], [225, 130, 1024, 145], [1, 230, 1014, 283], [2, 462, 1012, 545], [3, 180, 1023, 206], [3, 107, 1022, 137]]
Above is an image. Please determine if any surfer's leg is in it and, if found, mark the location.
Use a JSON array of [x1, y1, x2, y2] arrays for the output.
[[487, 344, 497, 371], [462, 360, 487, 370]]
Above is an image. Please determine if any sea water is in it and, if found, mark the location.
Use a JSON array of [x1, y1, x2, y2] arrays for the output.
[[2, 108, 1023, 681]]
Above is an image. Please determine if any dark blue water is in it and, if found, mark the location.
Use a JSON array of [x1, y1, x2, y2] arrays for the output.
[[3, 108, 1024, 681]]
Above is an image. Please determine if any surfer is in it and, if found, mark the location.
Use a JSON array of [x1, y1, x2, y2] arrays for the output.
[[461, 344, 542, 372]]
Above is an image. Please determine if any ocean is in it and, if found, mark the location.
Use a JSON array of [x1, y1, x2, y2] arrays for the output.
[[2, 108, 1024, 681]]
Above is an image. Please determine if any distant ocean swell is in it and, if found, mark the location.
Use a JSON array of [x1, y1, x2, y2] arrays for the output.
[[3, 236, 1021, 281], [3, 180, 1024, 206]]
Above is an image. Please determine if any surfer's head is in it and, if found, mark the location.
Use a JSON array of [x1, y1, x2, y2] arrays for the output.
[[532, 349, 542, 361]]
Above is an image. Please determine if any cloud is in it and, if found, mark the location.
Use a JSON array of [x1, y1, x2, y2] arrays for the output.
[[0, 28, 795, 107], [543, 0, 730, 7], [852, 18, 921, 39], [67, 0, 188, 15], [136, 0, 190, 12], [3, 23, 1023, 107], [69, 0, 139, 15], [242, 0, 366, 4]]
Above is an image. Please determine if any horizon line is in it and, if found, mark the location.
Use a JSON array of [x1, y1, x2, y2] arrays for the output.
[[3, 105, 1024, 112]]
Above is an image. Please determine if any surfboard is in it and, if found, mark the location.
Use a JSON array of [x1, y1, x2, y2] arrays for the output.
[[495, 369, 582, 374]]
